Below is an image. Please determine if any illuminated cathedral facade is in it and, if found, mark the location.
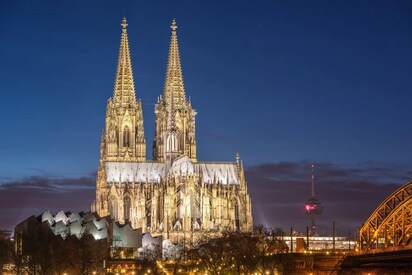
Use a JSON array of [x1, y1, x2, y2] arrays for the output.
[[91, 18, 253, 242]]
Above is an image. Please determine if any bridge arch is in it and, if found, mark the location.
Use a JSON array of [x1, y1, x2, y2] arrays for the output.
[[359, 181, 412, 251]]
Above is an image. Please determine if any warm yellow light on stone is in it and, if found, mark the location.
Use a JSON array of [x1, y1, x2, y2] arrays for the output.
[[91, 19, 253, 244]]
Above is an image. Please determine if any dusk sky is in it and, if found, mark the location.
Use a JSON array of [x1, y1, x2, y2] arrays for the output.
[[1, 1, 412, 234]]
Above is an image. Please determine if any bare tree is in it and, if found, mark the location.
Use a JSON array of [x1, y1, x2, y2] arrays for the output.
[[51, 235, 78, 275], [185, 229, 288, 275], [77, 234, 108, 275], [140, 244, 161, 275]]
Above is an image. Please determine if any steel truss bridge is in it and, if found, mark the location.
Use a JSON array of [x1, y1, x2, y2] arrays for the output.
[[359, 181, 412, 252]]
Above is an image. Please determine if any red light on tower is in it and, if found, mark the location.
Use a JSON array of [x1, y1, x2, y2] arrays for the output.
[[304, 164, 323, 235]]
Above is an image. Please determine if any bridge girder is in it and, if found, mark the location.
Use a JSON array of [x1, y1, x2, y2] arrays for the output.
[[359, 181, 412, 251]]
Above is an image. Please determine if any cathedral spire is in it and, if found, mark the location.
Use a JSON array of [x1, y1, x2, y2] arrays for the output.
[[163, 19, 186, 108], [153, 19, 197, 162], [113, 17, 136, 104]]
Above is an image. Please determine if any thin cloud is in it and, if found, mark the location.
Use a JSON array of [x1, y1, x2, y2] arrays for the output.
[[0, 175, 95, 231], [0, 176, 94, 192], [246, 161, 412, 235]]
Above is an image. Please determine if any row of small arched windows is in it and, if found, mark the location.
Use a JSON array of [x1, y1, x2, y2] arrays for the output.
[[115, 126, 131, 148]]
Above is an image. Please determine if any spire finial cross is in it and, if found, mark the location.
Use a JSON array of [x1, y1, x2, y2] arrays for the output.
[[171, 18, 177, 31], [121, 17, 128, 30]]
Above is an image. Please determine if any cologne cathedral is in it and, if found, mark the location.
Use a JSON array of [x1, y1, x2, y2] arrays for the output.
[[92, 18, 253, 242]]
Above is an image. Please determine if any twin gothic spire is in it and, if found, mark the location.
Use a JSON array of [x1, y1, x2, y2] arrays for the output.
[[113, 17, 186, 109], [110, 18, 196, 162], [113, 17, 136, 105], [163, 19, 186, 109]]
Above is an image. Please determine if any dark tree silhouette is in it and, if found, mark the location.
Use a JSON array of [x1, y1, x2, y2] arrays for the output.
[[186, 229, 288, 275], [0, 230, 12, 275]]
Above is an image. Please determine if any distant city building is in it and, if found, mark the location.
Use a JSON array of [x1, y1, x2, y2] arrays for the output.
[[91, 18, 253, 243], [285, 236, 355, 252]]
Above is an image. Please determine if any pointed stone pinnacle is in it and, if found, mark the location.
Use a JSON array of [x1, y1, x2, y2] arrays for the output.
[[163, 18, 185, 107], [113, 17, 136, 104]]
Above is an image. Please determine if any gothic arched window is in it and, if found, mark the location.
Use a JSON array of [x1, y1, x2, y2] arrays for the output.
[[115, 126, 119, 147], [124, 196, 131, 221], [123, 126, 130, 147], [167, 135, 177, 152], [234, 200, 240, 229], [109, 198, 118, 221]]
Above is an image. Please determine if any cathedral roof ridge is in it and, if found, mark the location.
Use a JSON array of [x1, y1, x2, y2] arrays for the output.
[[105, 160, 164, 164], [171, 154, 191, 163], [196, 161, 237, 165]]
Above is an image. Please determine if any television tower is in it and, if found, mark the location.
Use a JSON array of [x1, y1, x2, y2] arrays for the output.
[[304, 164, 323, 236]]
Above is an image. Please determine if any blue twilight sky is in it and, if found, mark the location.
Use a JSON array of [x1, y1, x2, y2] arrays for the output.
[[0, 0, 412, 232]]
